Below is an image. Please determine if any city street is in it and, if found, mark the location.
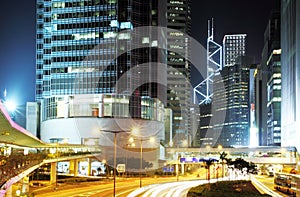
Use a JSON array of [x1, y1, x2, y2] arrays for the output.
[[29, 174, 284, 197], [1, 1, 299, 197], [254, 175, 292, 197], [31, 176, 195, 197]]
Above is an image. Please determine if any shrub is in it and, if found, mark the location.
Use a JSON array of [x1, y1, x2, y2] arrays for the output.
[[187, 180, 271, 197]]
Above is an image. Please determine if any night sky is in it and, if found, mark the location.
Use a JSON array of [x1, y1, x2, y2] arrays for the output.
[[192, 0, 279, 60], [0, 0, 36, 105], [0, 0, 278, 107]]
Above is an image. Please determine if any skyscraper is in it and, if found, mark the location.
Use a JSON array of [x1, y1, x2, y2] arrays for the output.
[[212, 34, 251, 147], [281, 0, 300, 153], [193, 20, 222, 148], [261, 8, 281, 146], [36, 0, 167, 145], [196, 103, 213, 147], [213, 56, 253, 147], [223, 34, 246, 67], [166, 0, 192, 147], [249, 64, 259, 147]]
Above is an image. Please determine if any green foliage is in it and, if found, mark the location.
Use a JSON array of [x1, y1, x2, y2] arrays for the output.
[[231, 158, 257, 172], [187, 181, 271, 197], [204, 158, 215, 169], [203, 158, 217, 181], [219, 151, 228, 162], [225, 157, 233, 165]]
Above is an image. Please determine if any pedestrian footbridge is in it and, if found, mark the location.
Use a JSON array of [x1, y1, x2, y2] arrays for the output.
[[0, 102, 101, 197]]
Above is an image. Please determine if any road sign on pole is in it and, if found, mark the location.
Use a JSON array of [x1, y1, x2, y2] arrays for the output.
[[117, 164, 126, 173]]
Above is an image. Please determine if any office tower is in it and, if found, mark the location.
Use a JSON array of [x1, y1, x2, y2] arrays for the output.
[[209, 34, 250, 147], [223, 34, 246, 67], [261, 8, 281, 146], [196, 103, 213, 147], [189, 104, 199, 147], [164, 108, 173, 145], [193, 20, 222, 147], [254, 64, 267, 146], [213, 56, 253, 147], [36, 0, 167, 144], [249, 64, 259, 147], [166, 0, 192, 147], [281, 0, 300, 153]]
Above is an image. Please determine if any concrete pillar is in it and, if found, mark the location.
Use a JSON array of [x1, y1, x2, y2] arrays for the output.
[[5, 185, 12, 197], [69, 159, 78, 176], [87, 158, 92, 176], [50, 162, 57, 185], [181, 162, 185, 175]]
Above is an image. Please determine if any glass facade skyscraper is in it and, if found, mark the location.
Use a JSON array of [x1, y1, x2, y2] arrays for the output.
[[166, 0, 192, 147], [212, 35, 251, 147], [36, 0, 167, 144], [213, 56, 253, 147], [261, 9, 281, 146], [281, 0, 300, 153]]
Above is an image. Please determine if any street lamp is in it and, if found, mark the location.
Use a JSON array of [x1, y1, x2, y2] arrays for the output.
[[129, 136, 155, 188], [217, 145, 222, 151], [217, 145, 222, 179], [55, 143, 59, 190], [101, 130, 129, 197]]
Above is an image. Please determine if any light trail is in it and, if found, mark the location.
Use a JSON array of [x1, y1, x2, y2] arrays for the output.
[[128, 180, 216, 197]]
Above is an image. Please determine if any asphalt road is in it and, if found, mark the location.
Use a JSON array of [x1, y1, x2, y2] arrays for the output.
[[29, 174, 290, 197], [31, 176, 192, 197], [254, 175, 293, 197]]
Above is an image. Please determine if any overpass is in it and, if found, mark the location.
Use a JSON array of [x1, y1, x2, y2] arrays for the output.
[[165, 146, 299, 175], [166, 146, 298, 164], [0, 101, 102, 197]]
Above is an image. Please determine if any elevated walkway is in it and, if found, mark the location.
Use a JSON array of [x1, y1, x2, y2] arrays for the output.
[[0, 101, 101, 197]]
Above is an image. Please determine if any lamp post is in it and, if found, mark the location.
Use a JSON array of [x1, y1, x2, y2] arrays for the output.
[[176, 150, 179, 182], [56, 144, 58, 190], [101, 130, 128, 197], [217, 145, 222, 179], [129, 136, 155, 188], [139, 138, 143, 188]]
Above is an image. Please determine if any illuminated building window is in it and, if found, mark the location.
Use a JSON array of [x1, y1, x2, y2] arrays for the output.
[[142, 37, 150, 44]]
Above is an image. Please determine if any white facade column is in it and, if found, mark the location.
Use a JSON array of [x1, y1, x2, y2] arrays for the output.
[[181, 162, 184, 175]]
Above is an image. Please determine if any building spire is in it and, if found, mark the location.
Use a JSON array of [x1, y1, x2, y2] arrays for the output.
[[211, 18, 214, 39], [208, 18, 214, 40], [208, 19, 211, 38]]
